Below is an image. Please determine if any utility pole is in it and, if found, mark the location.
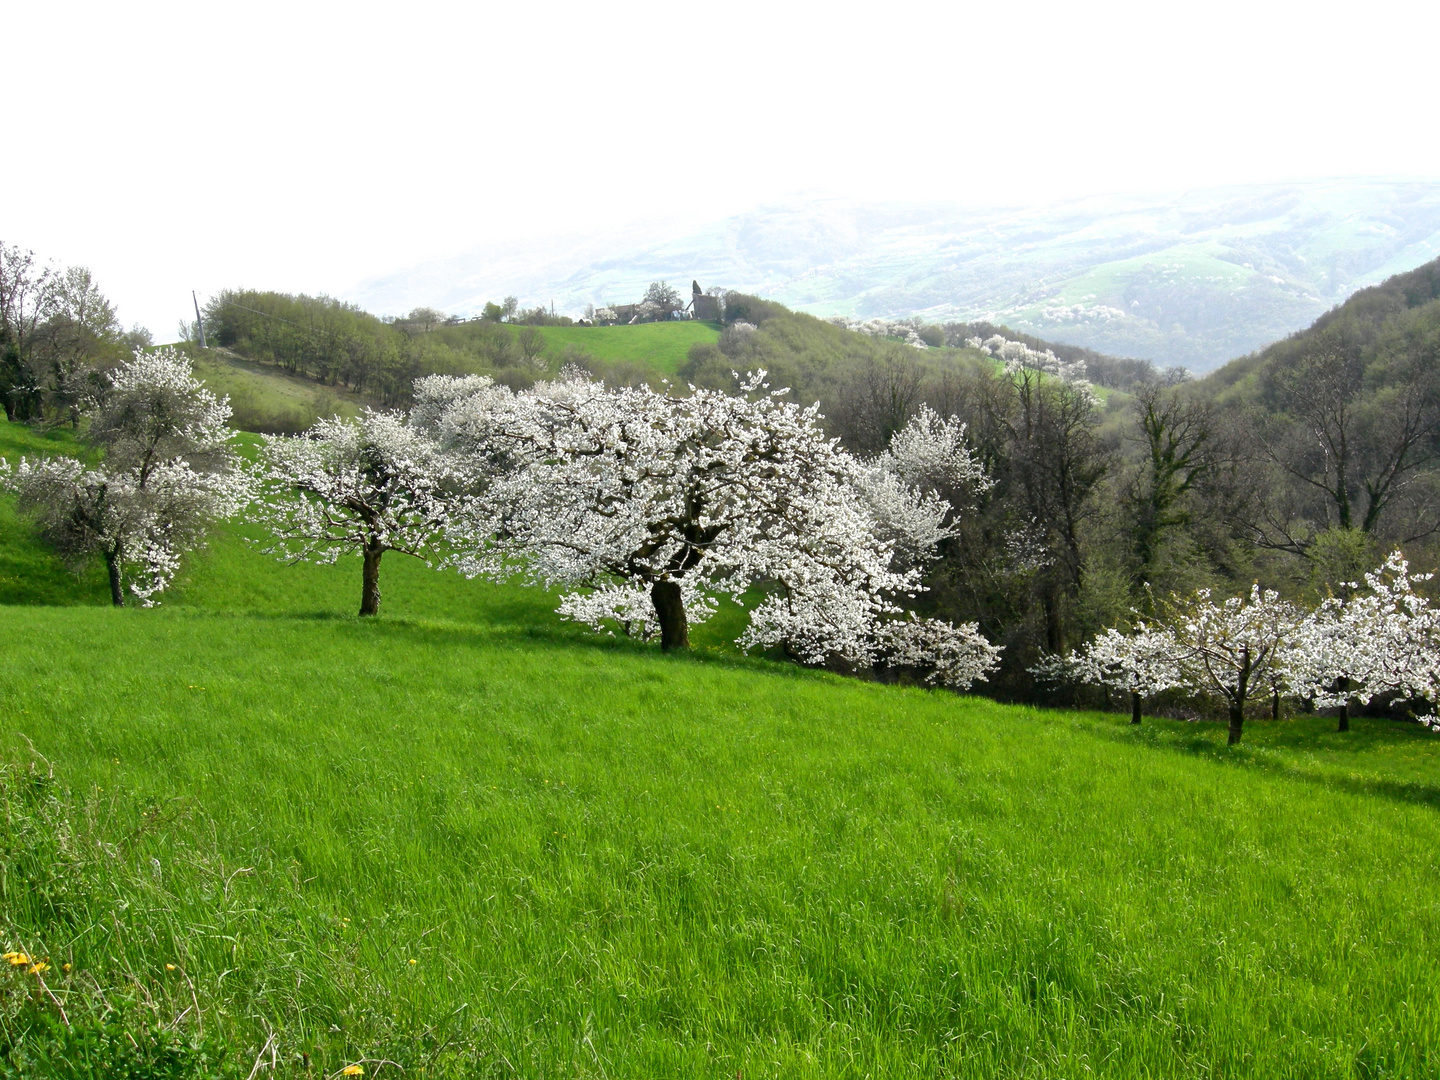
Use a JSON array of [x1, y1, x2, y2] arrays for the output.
[[192, 291, 208, 348]]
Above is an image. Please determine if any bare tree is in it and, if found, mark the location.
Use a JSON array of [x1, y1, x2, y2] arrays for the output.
[[642, 281, 681, 317], [516, 325, 547, 371], [1251, 333, 1440, 552], [30, 266, 122, 426], [983, 368, 1109, 654], [0, 241, 56, 421], [831, 347, 926, 454], [397, 307, 447, 336], [1125, 384, 1212, 591]]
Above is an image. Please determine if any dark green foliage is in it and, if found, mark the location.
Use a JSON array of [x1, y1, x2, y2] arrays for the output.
[[718, 290, 787, 327], [203, 290, 419, 405]]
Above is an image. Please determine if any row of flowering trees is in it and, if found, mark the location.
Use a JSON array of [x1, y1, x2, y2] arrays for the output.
[[2, 351, 1004, 691], [256, 370, 1002, 687], [12, 349, 1436, 723], [1041, 553, 1440, 742]]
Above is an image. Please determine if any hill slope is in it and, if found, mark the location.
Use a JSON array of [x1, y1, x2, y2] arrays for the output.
[[1203, 254, 1440, 399], [2, 421, 1440, 1075], [189, 346, 366, 432]]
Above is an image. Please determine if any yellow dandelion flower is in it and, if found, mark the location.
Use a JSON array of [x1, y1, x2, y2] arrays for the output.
[[341, 1066, 364, 1076], [28, 961, 49, 975], [62, 963, 72, 972], [166, 963, 177, 971], [408, 958, 417, 964], [4, 952, 30, 966]]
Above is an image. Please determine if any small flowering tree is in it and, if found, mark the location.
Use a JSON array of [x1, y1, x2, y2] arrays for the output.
[[1157, 586, 1302, 744], [0, 347, 244, 605], [874, 613, 1002, 690], [1287, 551, 1440, 730], [249, 410, 460, 616], [86, 347, 235, 481], [1050, 623, 1184, 724], [828, 315, 931, 349], [855, 405, 991, 569], [975, 334, 1092, 386]]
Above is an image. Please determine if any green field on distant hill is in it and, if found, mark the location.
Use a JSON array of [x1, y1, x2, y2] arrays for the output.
[[534, 320, 721, 376], [2, 415, 1439, 1078]]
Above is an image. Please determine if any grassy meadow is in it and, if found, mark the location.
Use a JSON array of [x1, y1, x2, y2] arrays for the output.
[[534, 321, 720, 377], [2, 416, 1440, 1077], [188, 348, 365, 434]]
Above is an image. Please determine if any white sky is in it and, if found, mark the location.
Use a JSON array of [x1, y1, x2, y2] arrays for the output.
[[5, 0, 1438, 336]]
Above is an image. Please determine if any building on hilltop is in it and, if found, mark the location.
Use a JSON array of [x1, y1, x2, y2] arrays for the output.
[[688, 281, 721, 322], [587, 281, 722, 325]]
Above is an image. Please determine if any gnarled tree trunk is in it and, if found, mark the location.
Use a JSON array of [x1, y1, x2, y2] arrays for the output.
[[360, 543, 384, 616], [650, 580, 688, 651], [1227, 703, 1245, 745]]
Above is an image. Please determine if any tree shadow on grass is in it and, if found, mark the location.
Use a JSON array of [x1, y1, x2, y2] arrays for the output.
[[1080, 712, 1440, 812], [284, 607, 869, 691]]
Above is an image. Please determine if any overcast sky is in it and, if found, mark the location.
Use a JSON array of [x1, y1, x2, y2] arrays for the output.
[[6, 0, 1438, 337]]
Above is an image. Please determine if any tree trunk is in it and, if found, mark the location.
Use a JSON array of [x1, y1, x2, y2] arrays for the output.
[[105, 549, 124, 608], [1042, 588, 1066, 655], [1227, 702, 1245, 746], [1337, 700, 1350, 733], [1130, 691, 1142, 725], [650, 580, 689, 651], [359, 544, 383, 616], [1272, 689, 1281, 722]]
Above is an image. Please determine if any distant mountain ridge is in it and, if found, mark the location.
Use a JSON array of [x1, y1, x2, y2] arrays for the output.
[[346, 179, 1440, 372]]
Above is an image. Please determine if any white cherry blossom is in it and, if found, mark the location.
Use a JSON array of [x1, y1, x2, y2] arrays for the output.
[[0, 347, 244, 605], [248, 409, 462, 616]]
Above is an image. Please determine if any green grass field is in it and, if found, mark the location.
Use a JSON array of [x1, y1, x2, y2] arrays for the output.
[[188, 348, 365, 433], [538, 321, 720, 377], [3, 417, 1440, 1077]]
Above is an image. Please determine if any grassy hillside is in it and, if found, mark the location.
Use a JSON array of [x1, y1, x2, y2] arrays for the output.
[[199, 293, 725, 413], [523, 321, 721, 377], [2, 419, 1440, 1076], [189, 347, 365, 432]]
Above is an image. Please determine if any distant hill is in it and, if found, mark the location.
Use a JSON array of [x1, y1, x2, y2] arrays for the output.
[[1202, 254, 1440, 399], [1193, 255, 1440, 556], [346, 179, 1440, 373]]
